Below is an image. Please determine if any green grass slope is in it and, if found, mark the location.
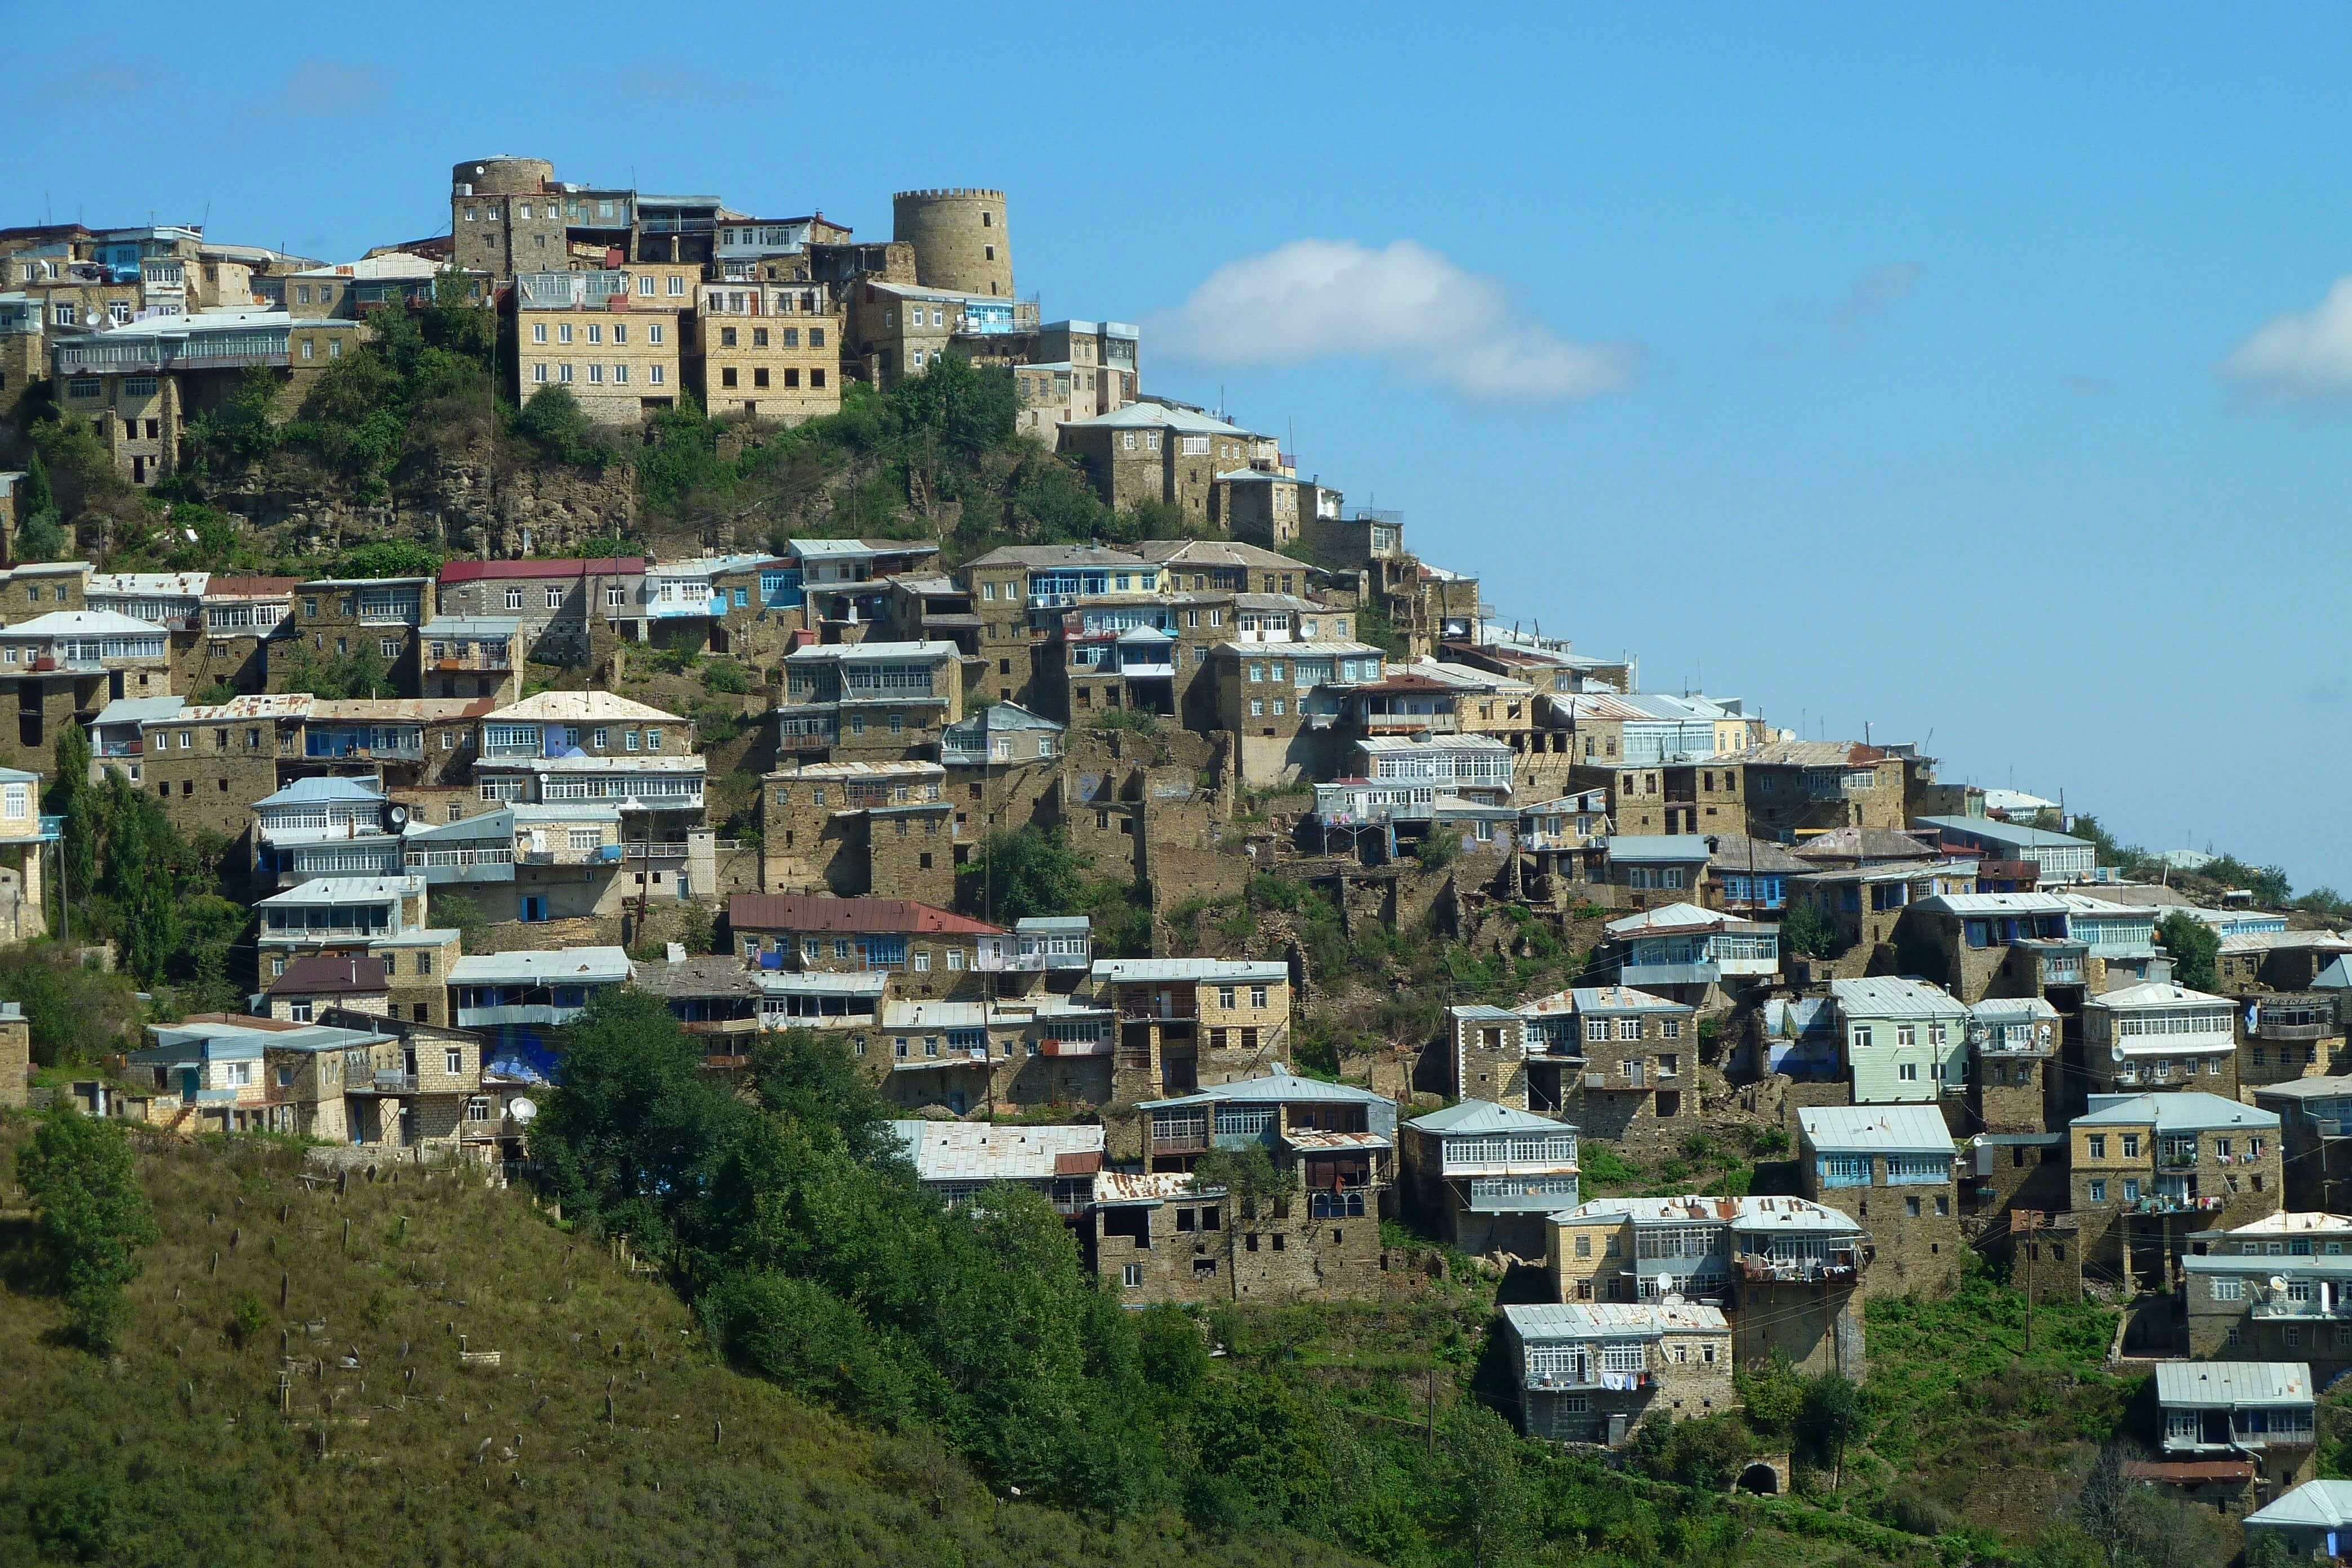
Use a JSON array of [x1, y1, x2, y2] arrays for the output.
[[0, 1123, 1368, 1568]]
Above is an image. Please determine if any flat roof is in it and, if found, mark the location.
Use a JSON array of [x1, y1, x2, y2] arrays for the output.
[[1799, 1104, 1957, 1156], [448, 947, 632, 985], [1503, 1302, 1728, 1341], [2155, 1361, 2312, 1409]]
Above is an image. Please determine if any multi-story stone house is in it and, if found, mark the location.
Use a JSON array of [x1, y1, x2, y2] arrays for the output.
[[1543, 1193, 1868, 1378], [1311, 734, 1515, 858], [1829, 976, 1970, 1107], [472, 693, 705, 897], [400, 803, 632, 923], [1968, 995, 2061, 1134], [1508, 985, 1699, 1151], [1913, 814, 2099, 885], [254, 776, 404, 887], [262, 954, 391, 1023], [880, 571, 981, 656], [300, 698, 495, 793], [758, 760, 954, 904], [1442, 623, 1639, 702], [844, 278, 1029, 386], [189, 575, 300, 694], [1568, 759, 1744, 839], [50, 309, 363, 485], [2219, 930, 2352, 996], [281, 252, 470, 318], [1600, 835, 1715, 908], [434, 557, 644, 668], [866, 992, 1124, 1116], [1504, 1301, 1736, 1446], [253, 873, 456, 1010], [2186, 1214, 2352, 1373], [140, 693, 314, 839], [0, 609, 172, 754], [281, 574, 435, 694], [1797, 1104, 1963, 1297], [787, 536, 942, 640], [2250, 1077, 2352, 1214], [448, 945, 633, 1084], [728, 894, 1005, 1001], [1717, 740, 1909, 840], [629, 554, 795, 662], [2070, 1092, 2281, 1288], [779, 639, 965, 761], [1027, 318, 1139, 417], [891, 1119, 1106, 1211], [938, 700, 1063, 834], [509, 269, 685, 424], [1057, 403, 1270, 528], [125, 1015, 390, 1140], [959, 545, 1165, 707], [87, 695, 178, 785], [1785, 858, 1980, 960], [2083, 982, 2242, 1099], [687, 279, 839, 424], [1891, 892, 2089, 1008], [2154, 1361, 2319, 1504], [1602, 902, 1780, 1010], [1092, 1067, 1392, 1303], [1210, 638, 1387, 785], [1401, 1101, 1579, 1255], [0, 560, 92, 624], [2240, 993, 2346, 1095], [407, 615, 522, 703], [1094, 957, 1293, 1102]]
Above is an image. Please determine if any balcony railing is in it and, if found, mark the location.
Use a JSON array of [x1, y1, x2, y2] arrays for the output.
[[2259, 1018, 2336, 1042]]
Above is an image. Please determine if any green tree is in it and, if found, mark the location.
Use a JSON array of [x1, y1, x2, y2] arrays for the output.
[[747, 1029, 903, 1168], [50, 724, 97, 916], [957, 825, 1085, 923], [1432, 1404, 1533, 1567], [885, 354, 1016, 460], [2157, 910, 2220, 992], [15, 1108, 159, 1352], [1193, 1142, 1299, 1215], [17, 447, 54, 519], [1780, 899, 1840, 959], [336, 540, 444, 579], [515, 384, 609, 467], [1797, 1370, 1868, 1486]]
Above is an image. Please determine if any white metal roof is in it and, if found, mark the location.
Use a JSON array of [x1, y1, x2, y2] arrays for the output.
[[1503, 1301, 1728, 1342], [257, 876, 421, 906], [448, 947, 633, 985], [2154, 1361, 2312, 1410], [483, 691, 686, 724], [0, 609, 163, 638], [1091, 957, 1288, 985], [1798, 1104, 1957, 1156], [889, 1121, 1103, 1184], [1830, 976, 1968, 1020]]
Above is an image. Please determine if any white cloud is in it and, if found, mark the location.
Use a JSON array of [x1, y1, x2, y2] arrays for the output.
[[1152, 239, 1640, 403], [2221, 278, 2352, 401]]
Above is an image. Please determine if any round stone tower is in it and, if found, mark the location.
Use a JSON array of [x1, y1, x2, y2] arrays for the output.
[[452, 157, 554, 197], [891, 188, 1013, 298]]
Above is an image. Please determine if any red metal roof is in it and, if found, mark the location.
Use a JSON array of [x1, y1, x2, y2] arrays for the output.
[[208, 575, 305, 596], [727, 894, 1005, 937], [438, 558, 643, 583], [267, 954, 390, 995], [2121, 1460, 2252, 1484]]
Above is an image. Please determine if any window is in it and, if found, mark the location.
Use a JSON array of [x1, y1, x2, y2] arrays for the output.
[[2088, 1135, 2106, 1160], [1122, 1263, 1143, 1289], [444, 1048, 463, 1076]]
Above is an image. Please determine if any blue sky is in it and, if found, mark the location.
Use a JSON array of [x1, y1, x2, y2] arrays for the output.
[[15, 8, 2352, 885]]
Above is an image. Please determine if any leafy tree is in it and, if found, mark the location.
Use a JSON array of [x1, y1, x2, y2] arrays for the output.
[[17, 447, 54, 519], [700, 660, 753, 695], [1411, 828, 1460, 870], [1134, 1306, 1209, 1397], [2248, 864, 2293, 908], [2156, 910, 2220, 992], [13, 511, 68, 563], [958, 825, 1084, 924], [336, 540, 444, 579], [182, 366, 284, 470], [1780, 899, 1839, 959], [1431, 1404, 1533, 1568], [16, 1108, 159, 1351], [1193, 1142, 1299, 1214], [274, 642, 392, 700], [885, 354, 1016, 461], [747, 1029, 904, 1168], [1797, 1370, 1868, 1486], [515, 384, 610, 467], [50, 724, 97, 915]]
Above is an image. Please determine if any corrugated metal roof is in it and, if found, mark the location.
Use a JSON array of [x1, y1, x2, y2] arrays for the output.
[[1912, 892, 2071, 915], [1603, 902, 1746, 937], [253, 776, 385, 808], [1915, 816, 2093, 851], [309, 698, 500, 721], [727, 894, 1003, 937], [0, 609, 166, 637], [1968, 996, 2060, 1023], [1503, 1301, 1728, 1340], [1093, 1170, 1220, 1206], [448, 947, 632, 985], [1138, 1065, 1388, 1111], [92, 695, 186, 727], [1092, 957, 1288, 985], [416, 616, 523, 639], [1558, 1194, 1863, 1233], [1563, 986, 1690, 1015], [2074, 1093, 2280, 1133], [756, 970, 889, 997], [1798, 1104, 1956, 1156], [2155, 1361, 2311, 1409], [1604, 835, 1714, 864], [2088, 982, 2234, 1011], [2244, 1478, 2352, 1529], [257, 875, 420, 906], [890, 1121, 1106, 1184], [1830, 976, 1967, 1019], [1408, 1101, 1576, 1136], [483, 691, 685, 724]]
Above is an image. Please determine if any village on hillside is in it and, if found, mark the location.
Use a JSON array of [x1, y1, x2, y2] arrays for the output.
[[5, 152, 2351, 1549]]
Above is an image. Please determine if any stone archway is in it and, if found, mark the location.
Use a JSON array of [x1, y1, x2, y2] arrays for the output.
[[1736, 1458, 1789, 1495]]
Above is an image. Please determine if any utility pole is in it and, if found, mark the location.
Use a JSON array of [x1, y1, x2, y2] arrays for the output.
[[2017, 1210, 2041, 1352]]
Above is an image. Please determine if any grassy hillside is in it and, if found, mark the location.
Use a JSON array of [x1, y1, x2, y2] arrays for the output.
[[0, 1120, 1369, 1568]]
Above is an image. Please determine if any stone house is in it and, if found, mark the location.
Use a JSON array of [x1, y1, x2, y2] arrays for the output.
[[866, 993, 1122, 1116], [263, 953, 391, 1023], [1913, 814, 2099, 885], [1600, 834, 1713, 905], [727, 893, 1006, 1001], [2070, 1092, 2282, 1289], [780, 639, 966, 761], [434, 557, 644, 669], [188, 575, 301, 696], [2251, 1077, 2352, 1214], [282, 575, 435, 696], [1401, 1100, 1579, 1256], [1797, 1104, 1964, 1297], [1891, 891, 2089, 1009], [631, 554, 797, 663], [2155, 1361, 2318, 1498], [1602, 902, 1780, 1012], [140, 693, 315, 840], [1785, 858, 1980, 961], [2240, 993, 2346, 1095], [1056, 403, 1268, 528], [790, 536, 944, 640], [956, 545, 1162, 709], [1967, 995, 2061, 1134], [1083, 1166, 1382, 1307], [0, 609, 172, 758], [1543, 1193, 1868, 1379], [254, 874, 458, 1026], [890, 1119, 1104, 1211], [2184, 1214, 2352, 1375], [1504, 1301, 1735, 1446], [2220, 932, 2352, 997], [1094, 957, 1293, 1103], [2082, 982, 2240, 1100], [1516, 985, 1698, 1152], [687, 279, 839, 424], [1718, 740, 1908, 840], [1210, 638, 1387, 786], [510, 269, 686, 424], [399, 803, 635, 924], [448, 945, 632, 1084], [125, 1015, 391, 1140], [2242, 1478, 2352, 1559], [757, 760, 955, 905], [1702, 834, 1815, 921]]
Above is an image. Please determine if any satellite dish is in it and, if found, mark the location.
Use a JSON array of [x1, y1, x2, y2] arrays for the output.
[[509, 1097, 538, 1125], [2271, 1275, 2290, 1294], [387, 805, 409, 827], [2111, 1044, 2127, 1063]]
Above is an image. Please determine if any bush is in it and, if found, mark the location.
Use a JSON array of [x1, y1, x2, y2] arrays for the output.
[[15, 1110, 159, 1352], [515, 385, 612, 467], [700, 660, 754, 695]]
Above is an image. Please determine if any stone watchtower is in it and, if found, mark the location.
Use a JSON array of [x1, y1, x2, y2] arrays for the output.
[[451, 156, 557, 279], [891, 188, 1013, 299]]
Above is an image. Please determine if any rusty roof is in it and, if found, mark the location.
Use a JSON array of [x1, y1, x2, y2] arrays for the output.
[[266, 954, 390, 995], [727, 893, 1005, 937]]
